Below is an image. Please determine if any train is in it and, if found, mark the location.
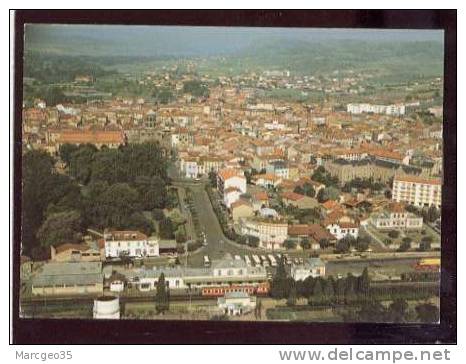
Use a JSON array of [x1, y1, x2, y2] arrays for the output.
[[201, 283, 270, 297], [414, 258, 440, 272]]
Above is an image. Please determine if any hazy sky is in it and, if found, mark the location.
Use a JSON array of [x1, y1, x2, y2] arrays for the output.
[[25, 24, 444, 57]]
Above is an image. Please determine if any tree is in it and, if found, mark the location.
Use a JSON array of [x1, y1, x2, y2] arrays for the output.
[[415, 303, 439, 323], [357, 300, 387, 322], [270, 257, 291, 299], [355, 235, 370, 252], [37, 210, 83, 247], [69, 144, 98, 184], [89, 183, 140, 229], [152, 208, 165, 221], [247, 235, 260, 248], [319, 238, 330, 250], [300, 238, 311, 250], [294, 186, 305, 195], [323, 277, 335, 304], [208, 171, 217, 188], [426, 206, 440, 223], [357, 267, 370, 296], [419, 239, 432, 251], [388, 230, 400, 239], [388, 299, 409, 323], [155, 273, 170, 314], [125, 212, 154, 236], [283, 239, 297, 250], [159, 217, 175, 239], [334, 277, 346, 304], [344, 273, 358, 304], [58, 143, 79, 166], [317, 186, 340, 203], [310, 278, 324, 305], [183, 80, 209, 98], [175, 230, 187, 244], [142, 180, 168, 210], [287, 284, 297, 306], [255, 299, 263, 320], [335, 236, 354, 254], [398, 237, 412, 252]]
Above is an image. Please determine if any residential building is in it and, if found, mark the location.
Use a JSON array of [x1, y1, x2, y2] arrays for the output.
[[231, 200, 254, 222], [392, 175, 441, 208], [291, 258, 326, 281], [266, 160, 289, 179], [217, 292, 256, 316], [104, 230, 159, 259], [371, 203, 423, 230], [281, 191, 319, 209], [240, 217, 288, 250], [217, 169, 247, 207], [50, 243, 102, 262], [325, 221, 359, 240]]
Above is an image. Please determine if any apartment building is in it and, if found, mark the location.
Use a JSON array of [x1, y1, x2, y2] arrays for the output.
[[392, 175, 441, 208], [240, 217, 288, 250]]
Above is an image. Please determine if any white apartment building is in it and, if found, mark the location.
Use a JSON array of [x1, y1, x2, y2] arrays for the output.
[[347, 103, 405, 116], [104, 230, 159, 259], [392, 175, 441, 208], [240, 218, 288, 250]]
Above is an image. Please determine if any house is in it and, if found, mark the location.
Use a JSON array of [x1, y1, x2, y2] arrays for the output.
[[287, 224, 337, 247], [251, 191, 269, 211], [31, 261, 103, 296], [281, 191, 319, 209], [50, 243, 102, 262], [217, 291, 256, 316], [217, 169, 247, 208], [371, 203, 423, 230], [325, 221, 359, 240], [291, 258, 326, 281], [224, 187, 243, 208], [104, 230, 159, 259], [252, 173, 282, 189], [231, 200, 254, 222], [266, 160, 289, 179], [308, 224, 338, 246], [321, 199, 342, 216], [184, 157, 199, 178]]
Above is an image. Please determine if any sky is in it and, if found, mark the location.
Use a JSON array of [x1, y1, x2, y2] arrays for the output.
[[25, 24, 444, 57]]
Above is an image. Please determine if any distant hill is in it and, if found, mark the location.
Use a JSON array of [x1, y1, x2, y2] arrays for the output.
[[24, 25, 444, 80]]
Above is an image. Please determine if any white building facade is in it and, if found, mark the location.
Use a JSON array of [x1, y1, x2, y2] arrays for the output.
[[392, 175, 441, 208], [240, 218, 288, 250], [104, 231, 159, 259]]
